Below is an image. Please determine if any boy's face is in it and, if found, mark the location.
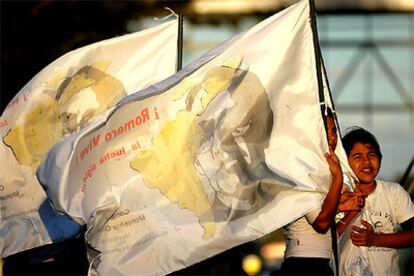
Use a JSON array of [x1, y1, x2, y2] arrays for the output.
[[348, 142, 380, 185], [326, 116, 337, 150]]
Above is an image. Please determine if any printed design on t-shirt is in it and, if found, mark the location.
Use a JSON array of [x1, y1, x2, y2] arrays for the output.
[[362, 208, 396, 253]]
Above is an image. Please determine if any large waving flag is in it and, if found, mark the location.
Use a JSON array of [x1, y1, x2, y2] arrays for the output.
[[0, 19, 178, 257], [38, 1, 338, 274]]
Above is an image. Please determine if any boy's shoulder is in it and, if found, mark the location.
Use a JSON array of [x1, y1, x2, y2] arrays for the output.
[[377, 179, 402, 189], [376, 180, 414, 223], [376, 180, 409, 197]]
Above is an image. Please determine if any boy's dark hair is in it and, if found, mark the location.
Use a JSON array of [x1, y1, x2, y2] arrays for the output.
[[342, 127, 382, 162], [322, 106, 334, 120], [326, 107, 333, 118]]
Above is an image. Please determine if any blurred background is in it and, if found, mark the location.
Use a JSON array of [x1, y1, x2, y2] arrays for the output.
[[1, 0, 413, 275]]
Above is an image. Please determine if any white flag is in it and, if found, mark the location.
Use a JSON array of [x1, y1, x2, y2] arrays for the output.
[[38, 1, 335, 274], [0, 19, 178, 257]]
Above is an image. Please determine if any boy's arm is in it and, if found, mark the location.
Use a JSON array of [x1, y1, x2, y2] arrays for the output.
[[351, 219, 414, 248], [337, 191, 365, 212], [311, 148, 343, 234], [336, 190, 365, 235]]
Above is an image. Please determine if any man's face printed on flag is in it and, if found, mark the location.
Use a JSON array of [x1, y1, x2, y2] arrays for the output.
[[3, 65, 126, 169], [56, 65, 126, 134], [196, 62, 284, 222], [131, 58, 293, 239]]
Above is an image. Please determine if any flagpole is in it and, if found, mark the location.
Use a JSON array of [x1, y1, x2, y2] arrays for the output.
[[309, 0, 324, 111], [309, 1, 340, 275], [309, 0, 342, 135], [309, 0, 340, 133], [399, 156, 414, 188], [176, 13, 184, 72]]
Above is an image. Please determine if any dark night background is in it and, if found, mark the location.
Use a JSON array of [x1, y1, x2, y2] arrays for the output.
[[1, 1, 136, 113]]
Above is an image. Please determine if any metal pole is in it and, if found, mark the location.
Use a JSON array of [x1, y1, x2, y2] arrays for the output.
[[309, 1, 340, 274], [309, 0, 324, 110], [400, 156, 414, 189], [176, 13, 183, 72]]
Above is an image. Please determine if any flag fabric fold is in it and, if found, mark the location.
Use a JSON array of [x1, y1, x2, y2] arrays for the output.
[[0, 19, 178, 257], [38, 1, 336, 274]]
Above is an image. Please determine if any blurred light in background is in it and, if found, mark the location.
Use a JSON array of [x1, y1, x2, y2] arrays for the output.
[[260, 240, 286, 271], [242, 254, 262, 276]]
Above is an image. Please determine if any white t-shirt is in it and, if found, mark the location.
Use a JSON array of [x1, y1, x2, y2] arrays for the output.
[[284, 198, 333, 259], [339, 180, 414, 276]]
